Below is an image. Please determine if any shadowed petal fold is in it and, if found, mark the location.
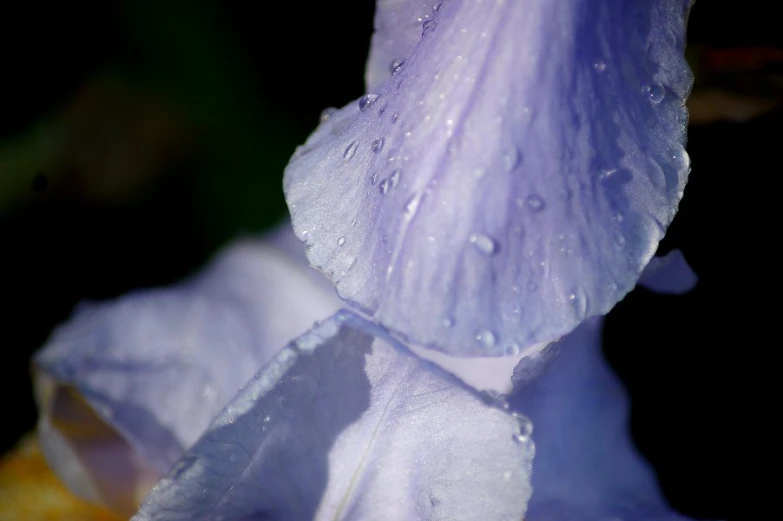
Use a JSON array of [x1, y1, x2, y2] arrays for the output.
[[509, 318, 696, 521], [34, 228, 340, 513], [507, 253, 703, 520], [284, 0, 693, 356], [132, 310, 534, 521]]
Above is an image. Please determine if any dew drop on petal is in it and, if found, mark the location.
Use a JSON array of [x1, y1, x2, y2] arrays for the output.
[[526, 194, 546, 212], [511, 412, 533, 440], [379, 178, 391, 195], [505, 342, 521, 356], [371, 138, 385, 153], [468, 233, 498, 256], [358, 93, 380, 112], [404, 195, 420, 217], [475, 329, 497, 349], [343, 141, 358, 160], [319, 107, 336, 123], [337, 237, 346, 247], [389, 169, 401, 188], [389, 59, 406, 75], [502, 147, 521, 172], [642, 83, 665, 103]]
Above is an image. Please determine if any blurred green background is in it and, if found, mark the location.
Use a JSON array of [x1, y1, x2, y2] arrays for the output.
[[1, 1, 779, 520]]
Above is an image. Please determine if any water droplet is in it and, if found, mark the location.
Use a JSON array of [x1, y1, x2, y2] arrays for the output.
[[600, 167, 633, 188], [511, 412, 533, 439], [343, 141, 358, 160], [475, 329, 497, 349], [592, 61, 606, 72], [642, 83, 665, 103], [568, 290, 588, 317], [319, 107, 336, 123], [389, 59, 406, 75], [391, 112, 399, 123], [371, 138, 385, 153], [337, 237, 346, 247], [404, 195, 420, 217], [526, 194, 546, 212], [505, 343, 520, 356], [379, 178, 391, 195], [503, 147, 521, 172], [469, 233, 498, 256], [358, 93, 380, 112], [442, 316, 454, 328], [422, 19, 436, 33], [263, 415, 271, 423], [370, 172, 378, 185], [433, 2, 442, 12], [389, 169, 401, 188]]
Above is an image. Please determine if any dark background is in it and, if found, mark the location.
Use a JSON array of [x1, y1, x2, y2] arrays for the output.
[[0, 2, 773, 520]]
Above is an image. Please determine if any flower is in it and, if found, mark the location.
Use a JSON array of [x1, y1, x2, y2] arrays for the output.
[[31, 1, 703, 520]]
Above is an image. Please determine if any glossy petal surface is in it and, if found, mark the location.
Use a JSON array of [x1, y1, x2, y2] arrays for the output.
[[132, 311, 534, 521], [34, 228, 340, 510], [284, 0, 693, 356]]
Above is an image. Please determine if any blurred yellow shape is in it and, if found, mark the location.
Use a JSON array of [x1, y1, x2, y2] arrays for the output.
[[0, 434, 124, 521]]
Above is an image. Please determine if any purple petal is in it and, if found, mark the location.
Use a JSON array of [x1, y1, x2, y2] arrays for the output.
[[132, 310, 534, 521], [284, 0, 693, 356], [365, 1, 440, 92], [638, 249, 698, 295], [34, 226, 341, 511], [508, 318, 699, 521]]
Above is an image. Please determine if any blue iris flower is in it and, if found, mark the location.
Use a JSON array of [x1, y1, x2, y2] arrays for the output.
[[33, 1, 709, 520]]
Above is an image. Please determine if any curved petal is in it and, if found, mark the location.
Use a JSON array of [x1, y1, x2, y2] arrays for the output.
[[132, 310, 534, 521], [33, 225, 341, 513], [508, 318, 699, 521], [284, 0, 693, 356], [365, 0, 441, 92], [638, 249, 698, 295]]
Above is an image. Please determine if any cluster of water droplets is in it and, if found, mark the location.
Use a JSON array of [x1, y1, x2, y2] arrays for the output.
[[379, 169, 402, 195]]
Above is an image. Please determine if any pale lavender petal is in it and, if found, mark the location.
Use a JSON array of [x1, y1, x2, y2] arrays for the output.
[[638, 249, 698, 295], [284, 0, 693, 356], [132, 310, 534, 521], [365, 0, 441, 92], [508, 318, 699, 521], [34, 225, 341, 511]]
